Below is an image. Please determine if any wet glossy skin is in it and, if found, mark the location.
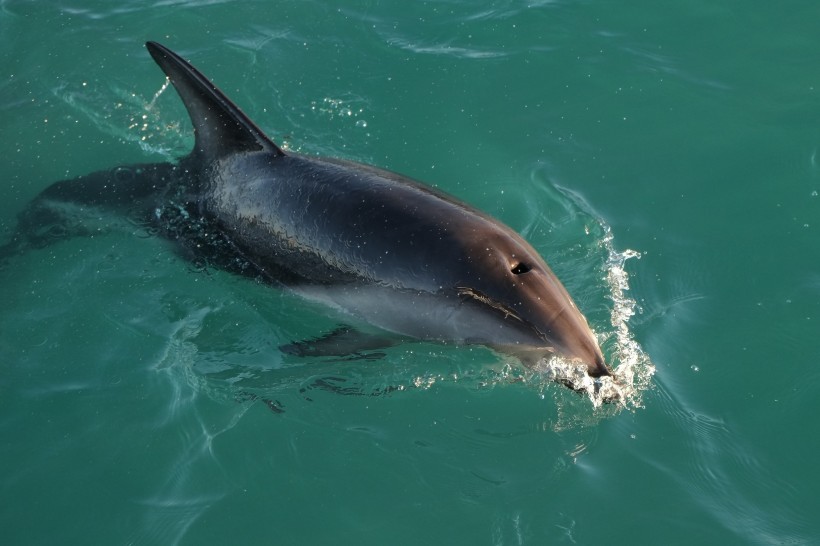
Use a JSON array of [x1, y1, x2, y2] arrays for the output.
[[199, 150, 607, 374], [4, 42, 609, 377], [146, 41, 608, 375]]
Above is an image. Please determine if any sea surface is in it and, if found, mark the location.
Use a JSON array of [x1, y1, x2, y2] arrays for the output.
[[1, 1, 818, 544]]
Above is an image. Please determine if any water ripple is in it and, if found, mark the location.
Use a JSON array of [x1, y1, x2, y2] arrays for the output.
[[645, 380, 814, 543]]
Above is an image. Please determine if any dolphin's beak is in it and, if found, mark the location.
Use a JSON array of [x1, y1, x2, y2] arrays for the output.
[[556, 317, 610, 378], [589, 352, 611, 377], [511, 266, 610, 377]]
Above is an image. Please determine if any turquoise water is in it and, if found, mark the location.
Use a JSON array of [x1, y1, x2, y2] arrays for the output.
[[1, 1, 818, 544]]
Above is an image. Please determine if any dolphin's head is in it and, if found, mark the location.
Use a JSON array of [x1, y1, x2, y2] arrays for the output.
[[453, 230, 610, 377]]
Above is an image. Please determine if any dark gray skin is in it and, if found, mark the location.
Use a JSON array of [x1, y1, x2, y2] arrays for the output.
[[2, 42, 610, 378]]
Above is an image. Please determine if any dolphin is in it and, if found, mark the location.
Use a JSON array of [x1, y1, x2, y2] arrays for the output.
[[1, 41, 610, 378]]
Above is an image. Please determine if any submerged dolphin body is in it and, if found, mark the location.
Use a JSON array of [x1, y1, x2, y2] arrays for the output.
[[2, 42, 610, 378]]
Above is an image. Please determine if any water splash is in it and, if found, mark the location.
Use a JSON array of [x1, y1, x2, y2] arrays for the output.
[[53, 78, 188, 161], [534, 225, 655, 410]]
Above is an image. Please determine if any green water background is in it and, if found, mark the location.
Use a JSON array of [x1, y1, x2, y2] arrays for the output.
[[1, 1, 818, 544]]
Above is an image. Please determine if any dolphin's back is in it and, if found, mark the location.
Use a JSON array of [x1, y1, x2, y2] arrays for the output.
[[199, 146, 545, 295], [146, 42, 526, 292]]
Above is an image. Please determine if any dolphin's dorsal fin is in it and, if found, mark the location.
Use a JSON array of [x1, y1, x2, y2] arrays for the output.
[[146, 41, 284, 160]]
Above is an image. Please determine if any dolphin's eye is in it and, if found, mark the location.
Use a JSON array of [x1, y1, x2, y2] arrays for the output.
[[511, 262, 531, 275]]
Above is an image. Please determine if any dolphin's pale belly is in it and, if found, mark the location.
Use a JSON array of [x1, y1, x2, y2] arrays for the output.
[[293, 283, 544, 348]]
